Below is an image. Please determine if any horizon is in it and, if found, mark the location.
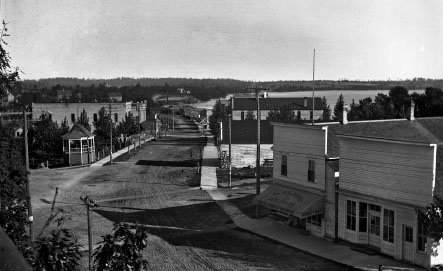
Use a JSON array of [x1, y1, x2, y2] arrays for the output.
[[2, 0, 442, 81], [20, 76, 443, 83]]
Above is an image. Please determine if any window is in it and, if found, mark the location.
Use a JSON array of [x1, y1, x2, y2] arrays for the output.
[[307, 214, 322, 227], [308, 160, 315, 182], [369, 204, 381, 212], [71, 113, 75, 123], [370, 215, 380, 236], [346, 200, 356, 231], [93, 113, 98, 122], [383, 209, 395, 243], [114, 113, 118, 122], [417, 220, 428, 252], [405, 226, 413, 243], [281, 155, 287, 176], [359, 202, 367, 232], [241, 111, 245, 120]]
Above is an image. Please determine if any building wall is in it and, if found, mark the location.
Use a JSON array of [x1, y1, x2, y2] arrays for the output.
[[66, 151, 95, 166], [32, 102, 144, 132], [338, 193, 430, 267], [232, 109, 323, 121], [220, 144, 273, 168], [339, 137, 434, 208], [273, 125, 327, 192]]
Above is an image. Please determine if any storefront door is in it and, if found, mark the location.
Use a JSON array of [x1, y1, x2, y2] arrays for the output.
[[369, 212, 381, 247], [402, 225, 414, 262]]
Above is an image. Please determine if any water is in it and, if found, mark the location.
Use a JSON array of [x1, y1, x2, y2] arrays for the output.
[[192, 89, 425, 109]]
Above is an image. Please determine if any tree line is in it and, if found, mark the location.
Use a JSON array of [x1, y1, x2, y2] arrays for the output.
[[332, 86, 443, 121]]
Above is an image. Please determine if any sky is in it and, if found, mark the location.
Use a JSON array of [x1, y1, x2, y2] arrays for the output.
[[1, 0, 442, 81]]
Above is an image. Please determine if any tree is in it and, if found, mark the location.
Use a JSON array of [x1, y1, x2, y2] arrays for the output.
[[32, 114, 64, 155], [76, 108, 91, 131], [389, 86, 410, 118], [321, 96, 331, 121], [116, 112, 139, 136], [333, 94, 344, 121], [208, 99, 227, 138], [0, 21, 21, 99], [93, 223, 149, 271], [93, 107, 116, 143], [417, 196, 443, 256], [32, 228, 81, 271], [373, 93, 394, 119], [0, 125, 30, 254], [267, 104, 296, 121], [424, 87, 443, 116]]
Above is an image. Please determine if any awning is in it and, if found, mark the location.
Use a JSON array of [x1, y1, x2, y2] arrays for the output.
[[254, 184, 324, 218]]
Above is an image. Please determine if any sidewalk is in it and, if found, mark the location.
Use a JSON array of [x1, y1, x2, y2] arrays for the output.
[[90, 136, 153, 167], [200, 145, 425, 271]]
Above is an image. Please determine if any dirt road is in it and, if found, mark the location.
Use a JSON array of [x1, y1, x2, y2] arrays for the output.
[[30, 115, 353, 271]]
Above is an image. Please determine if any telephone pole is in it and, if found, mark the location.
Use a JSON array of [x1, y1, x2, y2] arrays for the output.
[[23, 107, 34, 241], [245, 86, 269, 195], [80, 195, 97, 271], [109, 103, 113, 164]]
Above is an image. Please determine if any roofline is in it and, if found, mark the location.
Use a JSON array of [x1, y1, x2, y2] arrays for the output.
[[336, 134, 441, 146], [270, 121, 325, 130], [314, 118, 407, 126]]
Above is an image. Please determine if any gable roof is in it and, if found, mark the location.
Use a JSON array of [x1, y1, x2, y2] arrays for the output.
[[61, 124, 94, 139], [326, 119, 443, 157], [325, 117, 443, 199], [232, 97, 325, 111]]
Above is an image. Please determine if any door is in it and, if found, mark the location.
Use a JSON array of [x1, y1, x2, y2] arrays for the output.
[[369, 212, 381, 247], [402, 225, 414, 262]]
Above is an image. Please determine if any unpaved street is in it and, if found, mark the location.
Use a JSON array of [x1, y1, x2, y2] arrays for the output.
[[30, 116, 353, 271]]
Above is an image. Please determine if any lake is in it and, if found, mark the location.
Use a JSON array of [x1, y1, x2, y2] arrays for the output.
[[192, 89, 425, 109]]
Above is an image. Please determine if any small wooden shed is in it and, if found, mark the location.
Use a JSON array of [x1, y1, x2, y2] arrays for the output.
[[61, 124, 96, 166]]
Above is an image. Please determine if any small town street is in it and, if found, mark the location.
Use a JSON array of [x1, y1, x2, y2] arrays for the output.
[[29, 115, 352, 271]]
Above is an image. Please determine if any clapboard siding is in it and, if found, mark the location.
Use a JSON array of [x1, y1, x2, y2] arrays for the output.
[[273, 125, 326, 190], [339, 137, 434, 207]]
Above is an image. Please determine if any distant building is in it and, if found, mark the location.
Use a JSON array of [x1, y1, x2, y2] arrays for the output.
[[231, 95, 324, 121], [220, 95, 326, 144], [108, 92, 122, 102], [32, 101, 148, 132], [256, 104, 443, 268], [56, 89, 72, 101]]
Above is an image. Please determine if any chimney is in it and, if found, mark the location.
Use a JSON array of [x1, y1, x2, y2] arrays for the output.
[[340, 105, 349, 124], [303, 97, 308, 107], [408, 101, 415, 121]]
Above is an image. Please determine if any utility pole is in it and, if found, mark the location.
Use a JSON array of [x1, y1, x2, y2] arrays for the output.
[[80, 195, 97, 271], [172, 109, 175, 131], [228, 112, 232, 188], [23, 107, 33, 241], [166, 87, 169, 135], [245, 86, 269, 195], [312, 49, 315, 126], [109, 103, 113, 164]]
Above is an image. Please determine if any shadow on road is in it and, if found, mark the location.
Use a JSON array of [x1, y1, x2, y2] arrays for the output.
[[135, 159, 200, 167]]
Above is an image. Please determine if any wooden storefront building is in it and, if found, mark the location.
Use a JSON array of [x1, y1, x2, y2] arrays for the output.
[[256, 110, 443, 268]]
